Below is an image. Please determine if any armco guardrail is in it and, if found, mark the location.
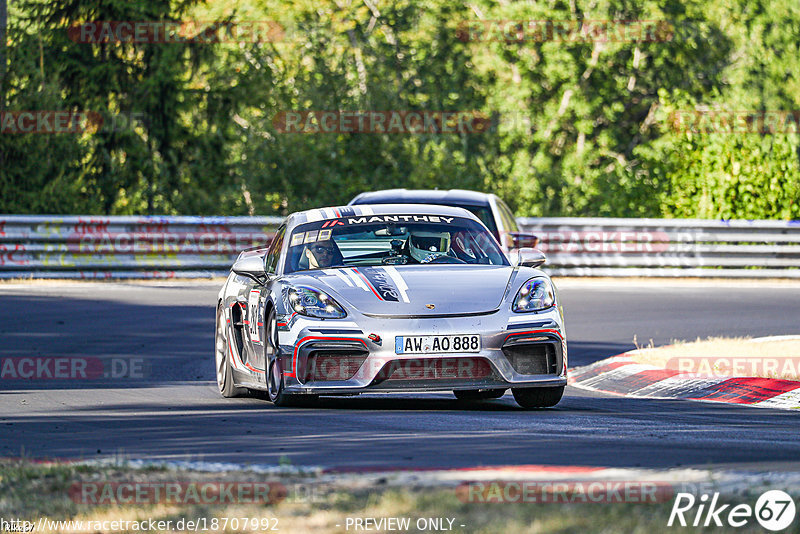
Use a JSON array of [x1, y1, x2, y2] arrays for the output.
[[0, 215, 798, 279], [517, 217, 800, 278], [0, 215, 283, 279]]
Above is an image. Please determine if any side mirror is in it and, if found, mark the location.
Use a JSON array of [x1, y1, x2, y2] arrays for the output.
[[515, 247, 546, 268], [232, 255, 267, 283], [510, 232, 539, 249]]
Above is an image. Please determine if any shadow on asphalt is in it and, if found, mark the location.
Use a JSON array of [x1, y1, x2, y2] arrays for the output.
[[0, 294, 215, 390], [3, 391, 800, 469], [8, 382, 800, 419]]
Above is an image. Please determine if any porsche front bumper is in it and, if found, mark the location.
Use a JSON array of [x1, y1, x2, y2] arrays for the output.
[[277, 307, 567, 395]]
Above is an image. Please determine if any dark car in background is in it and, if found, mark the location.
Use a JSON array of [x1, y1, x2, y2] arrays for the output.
[[349, 189, 538, 254]]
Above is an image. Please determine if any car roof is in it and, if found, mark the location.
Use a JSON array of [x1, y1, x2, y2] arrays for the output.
[[349, 188, 494, 207], [288, 203, 480, 227]]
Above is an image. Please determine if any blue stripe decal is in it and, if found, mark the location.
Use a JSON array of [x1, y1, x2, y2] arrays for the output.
[[359, 266, 400, 302]]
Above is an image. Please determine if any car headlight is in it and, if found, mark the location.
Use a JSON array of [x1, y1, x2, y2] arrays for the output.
[[288, 286, 347, 319], [512, 277, 555, 313]]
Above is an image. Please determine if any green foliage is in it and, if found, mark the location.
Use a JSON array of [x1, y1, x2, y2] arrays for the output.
[[660, 132, 800, 219], [1, 0, 799, 219]]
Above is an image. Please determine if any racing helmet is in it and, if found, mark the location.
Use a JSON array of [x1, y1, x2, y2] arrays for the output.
[[408, 230, 451, 263]]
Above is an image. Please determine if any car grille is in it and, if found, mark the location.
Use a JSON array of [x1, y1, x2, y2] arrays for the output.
[[379, 357, 493, 381], [304, 351, 369, 382], [502, 343, 558, 375]]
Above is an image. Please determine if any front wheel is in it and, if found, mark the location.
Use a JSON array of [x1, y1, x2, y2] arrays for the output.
[[267, 354, 292, 406], [512, 386, 564, 409], [267, 357, 318, 407], [265, 310, 316, 407]]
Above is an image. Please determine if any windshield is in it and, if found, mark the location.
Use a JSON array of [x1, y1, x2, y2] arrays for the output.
[[284, 215, 508, 273], [352, 199, 498, 236], [463, 206, 498, 236]]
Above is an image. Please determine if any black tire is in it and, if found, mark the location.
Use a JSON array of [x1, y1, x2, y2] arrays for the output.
[[265, 309, 318, 407], [512, 386, 564, 409], [267, 355, 292, 406], [453, 389, 506, 401], [215, 304, 246, 398]]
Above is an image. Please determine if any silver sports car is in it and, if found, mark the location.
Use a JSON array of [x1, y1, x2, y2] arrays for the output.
[[215, 204, 567, 409]]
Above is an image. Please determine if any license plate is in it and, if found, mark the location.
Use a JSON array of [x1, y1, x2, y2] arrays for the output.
[[395, 335, 481, 354]]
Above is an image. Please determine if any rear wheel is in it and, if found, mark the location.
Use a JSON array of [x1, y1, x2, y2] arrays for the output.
[[215, 304, 246, 398], [453, 389, 506, 401], [512, 386, 564, 409]]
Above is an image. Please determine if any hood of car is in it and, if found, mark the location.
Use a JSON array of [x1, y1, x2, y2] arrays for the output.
[[288, 265, 516, 316]]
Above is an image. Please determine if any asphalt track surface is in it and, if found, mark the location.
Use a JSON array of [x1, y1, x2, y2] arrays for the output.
[[1, 279, 800, 471]]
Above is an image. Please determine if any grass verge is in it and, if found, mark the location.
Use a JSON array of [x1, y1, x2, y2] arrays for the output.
[[0, 460, 784, 533]]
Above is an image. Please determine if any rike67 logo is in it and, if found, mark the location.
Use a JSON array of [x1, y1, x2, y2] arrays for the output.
[[668, 490, 796, 531]]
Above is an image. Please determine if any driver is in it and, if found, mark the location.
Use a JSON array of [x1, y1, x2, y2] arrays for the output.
[[408, 230, 451, 263], [303, 240, 343, 269]]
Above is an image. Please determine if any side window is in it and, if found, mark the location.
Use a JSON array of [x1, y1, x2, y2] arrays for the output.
[[264, 225, 286, 274], [466, 206, 498, 236], [497, 200, 519, 232]]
